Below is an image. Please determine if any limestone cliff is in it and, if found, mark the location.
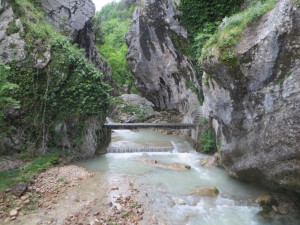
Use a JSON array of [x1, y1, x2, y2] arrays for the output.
[[0, 0, 110, 157], [201, 0, 300, 193], [41, 0, 112, 82], [126, 0, 200, 113], [0, 0, 26, 64]]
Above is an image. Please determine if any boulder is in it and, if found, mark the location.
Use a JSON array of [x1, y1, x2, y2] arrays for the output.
[[200, 153, 219, 168], [126, 0, 200, 113], [0, 156, 24, 171], [256, 195, 276, 207], [11, 182, 27, 197], [9, 209, 18, 217], [201, 0, 300, 192], [190, 186, 219, 197], [110, 94, 158, 123]]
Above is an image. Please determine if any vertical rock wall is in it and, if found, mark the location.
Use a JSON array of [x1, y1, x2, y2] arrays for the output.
[[201, 0, 300, 193], [126, 0, 200, 113]]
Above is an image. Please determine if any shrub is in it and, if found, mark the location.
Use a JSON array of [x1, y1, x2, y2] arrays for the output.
[[199, 126, 217, 153]]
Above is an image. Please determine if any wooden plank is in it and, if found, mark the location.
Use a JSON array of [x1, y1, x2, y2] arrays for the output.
[[104, 123, 198, 129]]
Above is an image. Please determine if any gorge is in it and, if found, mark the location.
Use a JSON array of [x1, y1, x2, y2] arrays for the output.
[[0, 0, 299, 224]]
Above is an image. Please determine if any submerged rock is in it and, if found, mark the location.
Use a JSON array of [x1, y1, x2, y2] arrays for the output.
[[190, 186, 219, 197], [201, 0, 300, 192], [137, 159, 191, 171]]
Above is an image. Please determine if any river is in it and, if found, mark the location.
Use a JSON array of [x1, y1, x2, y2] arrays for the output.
[[77, 129, 300, 225]]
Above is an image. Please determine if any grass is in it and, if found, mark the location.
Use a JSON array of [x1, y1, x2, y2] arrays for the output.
[[200, 0, 278, 65], [0, 152, 62, 191], [6, 20, 20, 36]]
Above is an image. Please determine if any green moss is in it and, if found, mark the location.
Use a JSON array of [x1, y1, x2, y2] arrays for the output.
[[294, 0, 300, 7], [170, 30, 191, 56], [8, 42, 17, 49], [201, 0, 278, 64], [0, 152, 61, 191], [6, 20, 20, 36], [220, 49, 238, 66]]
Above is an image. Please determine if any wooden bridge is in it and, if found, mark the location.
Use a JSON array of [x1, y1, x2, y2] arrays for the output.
[[104, 123, 198, 130]]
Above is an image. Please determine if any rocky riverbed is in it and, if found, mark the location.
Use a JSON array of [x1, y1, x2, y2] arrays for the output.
[[0, 165, 151, 225]]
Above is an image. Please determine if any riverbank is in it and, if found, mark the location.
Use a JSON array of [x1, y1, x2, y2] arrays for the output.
[[1, 129, 300, 225], [0, 163, 151, 225]]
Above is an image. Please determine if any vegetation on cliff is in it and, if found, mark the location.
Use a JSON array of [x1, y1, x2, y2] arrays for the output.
[[201, 0, 278, 65], [93, 0, 137, 94], [177, 0, 243, 59], [1, 0, 110, 156]]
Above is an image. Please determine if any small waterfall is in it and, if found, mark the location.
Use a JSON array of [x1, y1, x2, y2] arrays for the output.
[[107, 146, 174, 153]]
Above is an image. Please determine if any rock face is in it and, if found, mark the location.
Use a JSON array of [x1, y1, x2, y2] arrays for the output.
[[126, 0, 200, 113], [201, 0, 300, 193], [42, 0, 95, 37], [110, 94, 157, 123], [41, 0, 112, 82], [0, 0, 26, 64]]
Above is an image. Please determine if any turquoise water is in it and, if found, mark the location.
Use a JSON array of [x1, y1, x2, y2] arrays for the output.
[[78, 130, 300, 225]]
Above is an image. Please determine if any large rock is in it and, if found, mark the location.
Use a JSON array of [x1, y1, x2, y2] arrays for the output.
[[126, 0, 200, 113], [0, 156, 24, 171], [110, 94, 157, 123], [41, 0, 112, 82], [11, 182, 27, 197], [201, 0, 300, 192], [41, 0, 95, 37]]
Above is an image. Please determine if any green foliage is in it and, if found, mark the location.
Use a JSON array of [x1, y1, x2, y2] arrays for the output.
[[6, 20, 20, 36], [1, 0, 111, 153], [170, 30, 191, 56], [293, 0, 300, 7], [0, 152, 60, 191], [94, 0, 136, 93], [8, 42, 17, 49], [199, 126, 217, 153], [177, 0, 243, 102], [201, 0, 278, 64], [0, 63, 19, 137], [177, 0, 243, 59]]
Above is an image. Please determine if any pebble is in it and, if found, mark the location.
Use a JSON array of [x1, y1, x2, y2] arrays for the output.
[[9, 209, 18, 217], [152, 215, 158, 224], [21, 195, 29, 200]]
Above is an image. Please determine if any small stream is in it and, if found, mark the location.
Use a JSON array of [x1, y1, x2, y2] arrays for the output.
[[78, 130, 300, 225]]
